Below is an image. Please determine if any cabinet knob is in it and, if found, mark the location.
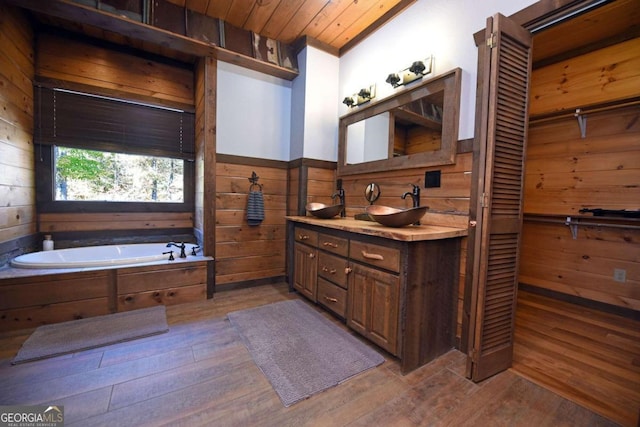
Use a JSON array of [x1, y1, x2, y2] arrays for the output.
[[323, 241, 338, 248], [324, 296, 338, 303], [308, 253, 315, 259], [299, 234, 309, 240], [344, 267, 352, 275], [361, 251, 384, 261], [469, 220, 477, 227]]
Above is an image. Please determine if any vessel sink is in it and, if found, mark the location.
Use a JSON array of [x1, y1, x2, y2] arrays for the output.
[[306, 202, 344, 219], [365, 205, 428, 227]]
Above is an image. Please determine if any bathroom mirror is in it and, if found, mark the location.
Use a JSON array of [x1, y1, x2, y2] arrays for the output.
[[338, 68, 461, 176], [364, 182, 381, 204]]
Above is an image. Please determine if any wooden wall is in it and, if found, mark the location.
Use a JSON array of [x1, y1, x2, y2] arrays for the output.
[[340, 152, 471, 227], [0, 4, 35, 253], [287, 162, 336, 216], [36, 32, 194, 106], [215, 157, 289, 286], [34, 31, 196, 241], [520, 37, 640, 312]]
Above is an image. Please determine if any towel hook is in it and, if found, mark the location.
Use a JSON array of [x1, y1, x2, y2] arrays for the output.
[[248, 171, 263, 191]]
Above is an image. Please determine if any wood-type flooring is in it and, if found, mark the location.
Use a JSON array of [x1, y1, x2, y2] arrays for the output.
[[0, 283, 626, 426]]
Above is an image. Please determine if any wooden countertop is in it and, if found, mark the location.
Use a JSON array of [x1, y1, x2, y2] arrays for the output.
[[286, 216, 468, 242]]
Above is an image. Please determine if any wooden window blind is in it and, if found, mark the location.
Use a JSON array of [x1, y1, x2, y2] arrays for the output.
[[35, 86, 195, 160]]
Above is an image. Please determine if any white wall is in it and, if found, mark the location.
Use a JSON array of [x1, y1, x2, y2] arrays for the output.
[[217, 0, 539, 162], [289, 46, 340, 162], [216, 61, 292, 161], [339, 0, 538, 141]]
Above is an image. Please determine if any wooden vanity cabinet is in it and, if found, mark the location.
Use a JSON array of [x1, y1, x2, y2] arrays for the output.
[[287, 220, 461, 374]]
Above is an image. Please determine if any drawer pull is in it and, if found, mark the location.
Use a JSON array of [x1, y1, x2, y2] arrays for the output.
[[321, 266, 337, 274], [361, 251, 384, 261], [323, 241, 338, 248], [324, 296, 338, 303], [309, 253, 315, 259], [345, 267, 352, 275], [298, 234, 309, 240]]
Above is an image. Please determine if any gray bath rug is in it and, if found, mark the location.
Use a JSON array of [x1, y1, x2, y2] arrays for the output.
[[228, 299, 384, 407], [12, 306, 169, 364]]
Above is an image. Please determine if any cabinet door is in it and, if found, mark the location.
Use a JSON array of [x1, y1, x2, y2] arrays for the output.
[[293, 243, 317, 301], [347, 262, 400, 355]]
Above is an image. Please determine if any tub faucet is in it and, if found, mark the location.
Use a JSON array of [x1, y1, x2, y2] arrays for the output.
[[166, 242, 187, 258], [402, 184, 421, 208]]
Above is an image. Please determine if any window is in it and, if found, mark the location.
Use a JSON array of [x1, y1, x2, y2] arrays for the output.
[[54, 147, 184, 202], [35, 85, 195, 212]]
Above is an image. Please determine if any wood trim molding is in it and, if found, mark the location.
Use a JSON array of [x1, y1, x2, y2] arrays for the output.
[[216, 154, 289, 169], [289, 158, 338, 170], [457, 138, 474, 154]]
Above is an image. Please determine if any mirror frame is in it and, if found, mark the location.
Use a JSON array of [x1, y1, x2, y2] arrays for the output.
[[338, 68, 461, 176]]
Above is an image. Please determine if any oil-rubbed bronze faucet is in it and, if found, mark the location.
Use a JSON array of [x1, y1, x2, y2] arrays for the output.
[[166, 242, 187, 258], [401, 184, 420, 208], [331, 179, 346, 217]]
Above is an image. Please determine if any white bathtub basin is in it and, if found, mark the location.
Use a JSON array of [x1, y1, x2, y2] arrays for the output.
[[10, 243, 194, 269]]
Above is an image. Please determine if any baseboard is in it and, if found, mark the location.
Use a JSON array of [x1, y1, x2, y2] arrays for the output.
[[215, 276, 287, 292]]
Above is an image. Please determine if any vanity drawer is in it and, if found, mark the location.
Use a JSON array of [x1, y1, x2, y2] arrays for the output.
[[318, 251, 349, 289], [350, 240, 400, 273], [294, 227, 318, 246], [317, 278, 347, 318], [317, 233, 348, 257]]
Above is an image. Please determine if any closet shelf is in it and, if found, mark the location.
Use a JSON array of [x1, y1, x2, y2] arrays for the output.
[[529, 97, 640, 125], [524, 213, 640, 239]]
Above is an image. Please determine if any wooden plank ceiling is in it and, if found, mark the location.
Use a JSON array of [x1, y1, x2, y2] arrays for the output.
[[168, 0, 414, 51]]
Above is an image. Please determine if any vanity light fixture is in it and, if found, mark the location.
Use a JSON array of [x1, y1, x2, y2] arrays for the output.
[[342, 84, 376, 108], [386, 55, 433, 88], [342, 96, 355, 107]]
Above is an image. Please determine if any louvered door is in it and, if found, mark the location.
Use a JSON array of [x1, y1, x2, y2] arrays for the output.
[[466, 13, 532, 382]]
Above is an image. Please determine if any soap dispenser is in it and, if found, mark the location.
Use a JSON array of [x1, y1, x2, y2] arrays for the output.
[[43, 234, 54, 251]]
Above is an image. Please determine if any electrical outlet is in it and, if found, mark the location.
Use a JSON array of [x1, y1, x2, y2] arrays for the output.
[[425, 170, 441, 188], [613, 268, 626, 283]]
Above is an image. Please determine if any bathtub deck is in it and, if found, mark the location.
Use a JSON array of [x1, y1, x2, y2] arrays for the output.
[[0, 257, 214, 332]]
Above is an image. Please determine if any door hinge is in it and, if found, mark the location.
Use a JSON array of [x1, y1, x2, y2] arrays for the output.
[[486, 33, 496, 49], [480, 192, 489, 208]]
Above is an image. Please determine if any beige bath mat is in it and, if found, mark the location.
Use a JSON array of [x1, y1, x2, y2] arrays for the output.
[[12, 306, 169, 364]]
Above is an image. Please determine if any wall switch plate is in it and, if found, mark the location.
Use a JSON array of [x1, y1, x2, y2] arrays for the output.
[[613, 268, 626, 283], [425, 170, 441, 188]]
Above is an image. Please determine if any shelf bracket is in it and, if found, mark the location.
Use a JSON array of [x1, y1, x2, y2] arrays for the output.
[[574, 109, 587, 138], [565, 216, 578, 239]]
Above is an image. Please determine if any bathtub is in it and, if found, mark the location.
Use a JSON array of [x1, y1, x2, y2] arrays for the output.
[[10, 243, 198, 269], [1, 243, 213, 332]]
